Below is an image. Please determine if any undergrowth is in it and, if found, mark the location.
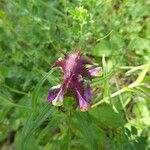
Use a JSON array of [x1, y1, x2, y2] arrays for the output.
[[0, 0, 150, 150]]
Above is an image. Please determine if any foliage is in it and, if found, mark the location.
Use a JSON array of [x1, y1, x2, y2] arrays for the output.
[[0, 0, 150, 150]]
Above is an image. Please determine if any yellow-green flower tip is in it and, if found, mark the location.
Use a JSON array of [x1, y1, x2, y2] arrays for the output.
[[52, 100, 63, 107]]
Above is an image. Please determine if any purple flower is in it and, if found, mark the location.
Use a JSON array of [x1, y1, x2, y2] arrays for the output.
[[47, 51, 102, 111]]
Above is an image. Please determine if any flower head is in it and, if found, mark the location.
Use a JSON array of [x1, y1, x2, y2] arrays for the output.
[[47, 51, 102, 111]]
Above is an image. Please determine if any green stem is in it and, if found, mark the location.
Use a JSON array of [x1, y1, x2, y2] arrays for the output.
[[92, 62, 150, 108], [91, 87, 128, 108]]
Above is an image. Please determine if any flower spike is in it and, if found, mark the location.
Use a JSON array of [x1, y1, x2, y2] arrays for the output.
[[47, 51, 102, 111]]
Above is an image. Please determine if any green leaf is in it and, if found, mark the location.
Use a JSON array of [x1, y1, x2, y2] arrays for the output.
[[129, 62, 150, 88], [79, 113, 98, 149], [130, 37, 150, 50], [32, 69, 55, 111], [90, 104, 125, 128], [21, 105, 55, 150], [91, 41, 112, 57]]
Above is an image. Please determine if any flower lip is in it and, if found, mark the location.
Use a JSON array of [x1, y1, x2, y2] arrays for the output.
[[52, 88, 63, 106], [88, 66, 102, 77], [52, 100, 63, 107], [47, 91, 54, 103], [84, 82, 92, 101], [47, 85, 61, 103], [80, 106, 89, 112], [75, 87, 90, 111]]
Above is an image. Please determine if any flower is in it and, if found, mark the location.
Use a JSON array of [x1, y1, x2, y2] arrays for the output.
[[47, 51, 102, 111]]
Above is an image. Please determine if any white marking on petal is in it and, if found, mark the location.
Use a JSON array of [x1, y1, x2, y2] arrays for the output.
[[50, 84, 61, 90]]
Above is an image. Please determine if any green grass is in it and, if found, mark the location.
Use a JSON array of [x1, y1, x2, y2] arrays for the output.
[[0, 0, 150, 150]]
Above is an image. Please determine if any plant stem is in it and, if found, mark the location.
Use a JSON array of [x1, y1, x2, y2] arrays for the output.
[[92, 62, 150, 108]]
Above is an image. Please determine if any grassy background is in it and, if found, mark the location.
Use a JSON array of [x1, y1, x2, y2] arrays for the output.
[[0, 0, 150, 150]]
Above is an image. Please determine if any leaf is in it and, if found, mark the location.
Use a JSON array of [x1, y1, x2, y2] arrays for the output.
[[21, 105, 55, 150], [32, 69, 55, 111], [15, 131, 40, 150], [0, 93, 31, 110], [130, 37, 150, 51], [91, 40, 112, 57], [128, 62, 150, 88], [131, 126, 137, 135], [90, 104, 125, 128], [102, 55, 109, 98], [73, 112, 105, 150]]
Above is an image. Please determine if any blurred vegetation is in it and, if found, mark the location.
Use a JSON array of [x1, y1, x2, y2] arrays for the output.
[[0, 0, 150, 150]]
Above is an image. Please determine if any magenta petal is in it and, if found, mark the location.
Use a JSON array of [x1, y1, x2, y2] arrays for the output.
[[75, 88, 89, 112], [54, 60, 66, 68], [84, 83, 92, 101], [88, 67, 102, 77], [52, 88, 63, 106], [47, 85, 61, 103], [47, 90, 55, 102]]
